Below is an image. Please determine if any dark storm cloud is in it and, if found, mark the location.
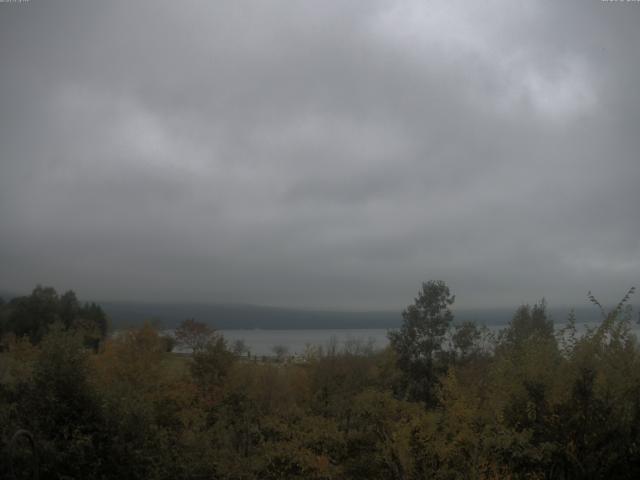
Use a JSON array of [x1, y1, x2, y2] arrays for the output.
[[1, 0, 638, 309]]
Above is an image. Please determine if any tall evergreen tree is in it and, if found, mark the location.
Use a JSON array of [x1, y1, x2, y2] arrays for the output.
[[388, 280, 455, 405]]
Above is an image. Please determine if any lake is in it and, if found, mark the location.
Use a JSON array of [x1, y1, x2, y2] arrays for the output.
[[218, 321, 637, 357], [220, 328, 390, 357]]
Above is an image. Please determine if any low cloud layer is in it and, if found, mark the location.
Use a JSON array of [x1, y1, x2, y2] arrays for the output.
[[1, 0, 638, 309]]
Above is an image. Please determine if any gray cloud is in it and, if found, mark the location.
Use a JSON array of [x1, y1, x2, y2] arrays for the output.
[[1, 0, 638, 310]]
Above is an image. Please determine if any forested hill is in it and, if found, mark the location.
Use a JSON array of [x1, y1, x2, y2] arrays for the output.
[[100, 301, 605, 330], [0, 288, 609, 330], [102, 302, 400, 329]]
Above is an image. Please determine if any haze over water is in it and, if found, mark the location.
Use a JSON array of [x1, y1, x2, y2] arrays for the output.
[[220, 320, 640, 357]]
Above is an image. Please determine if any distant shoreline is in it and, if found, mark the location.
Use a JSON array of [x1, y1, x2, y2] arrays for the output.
[[102, 301, 611, 330]]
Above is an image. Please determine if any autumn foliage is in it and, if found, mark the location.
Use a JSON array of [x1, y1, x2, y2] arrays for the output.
[[1, 283, 639, 479]]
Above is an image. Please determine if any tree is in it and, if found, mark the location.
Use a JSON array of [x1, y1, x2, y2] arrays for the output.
[[59, 290, 80, 329], [174, 318, 215, 353], [77, 302, 108, 339], [6, 285, 60, 343], [19, 325, 104, 478], [501, 299, 554, 348], [272, 344, 289, 362], [190, 334, 236, 394], [2, 286, 108, 346], [451, 321, 484, 362], [388, 280, 455, 405], [0, 298, 8, 341], [232, 339, 250, 357]]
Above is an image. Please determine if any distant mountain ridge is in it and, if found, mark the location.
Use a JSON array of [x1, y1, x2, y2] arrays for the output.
[[102, 301, 400, 329], [0, 288, 619, 330]]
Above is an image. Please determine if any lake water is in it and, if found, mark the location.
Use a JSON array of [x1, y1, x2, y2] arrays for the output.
[[220, 328, 390, 357], [219, 321, 640, 357]]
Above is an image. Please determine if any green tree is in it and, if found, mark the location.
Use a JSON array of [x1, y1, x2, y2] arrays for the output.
[[59, 290, 80, 329], [3, 286, 108, 346], [0, 298, 8, 340], [191, 334, 236, 395], [498, 300, 555, 357], [19, 325, 104, 478], [78, 302, 108, 337], [450, 320, 487, 363], [6, 286, 60, 343], [388, 280, 455, 405]]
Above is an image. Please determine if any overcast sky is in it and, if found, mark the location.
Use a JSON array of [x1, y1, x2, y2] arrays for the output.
[[1, 0, 638, 310]]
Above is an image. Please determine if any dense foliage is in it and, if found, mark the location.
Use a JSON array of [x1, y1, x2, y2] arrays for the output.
[[0, 286, 107, 347], [1, 283, 639, 479]]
